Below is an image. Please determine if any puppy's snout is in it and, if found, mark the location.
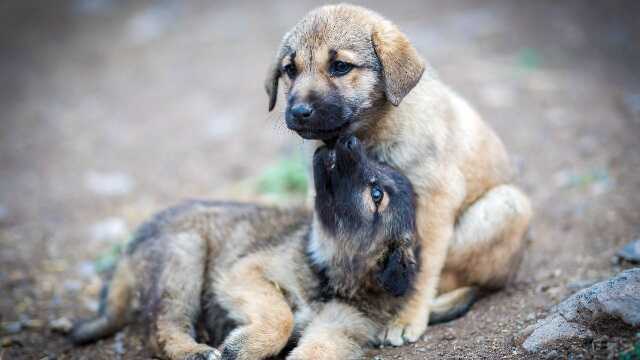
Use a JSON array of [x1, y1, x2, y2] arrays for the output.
[[289, 103, 314, 121]]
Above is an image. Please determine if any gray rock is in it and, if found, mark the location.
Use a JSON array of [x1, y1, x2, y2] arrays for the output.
[[518, 268, 640, 354], [521, 315, 593, 353], [617, 239, 640, 263], [554, 268, 640, 327]]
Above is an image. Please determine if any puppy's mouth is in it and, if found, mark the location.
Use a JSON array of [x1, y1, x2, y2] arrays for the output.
[[292, 121, 350, 141]]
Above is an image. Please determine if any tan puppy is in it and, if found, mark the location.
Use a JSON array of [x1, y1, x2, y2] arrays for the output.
[[266, 4, 533, 345], [70, 136, 421, 359]]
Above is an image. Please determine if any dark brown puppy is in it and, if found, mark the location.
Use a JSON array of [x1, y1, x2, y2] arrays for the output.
[[266, 4, 533, 345], [70, 136, 419, 360]]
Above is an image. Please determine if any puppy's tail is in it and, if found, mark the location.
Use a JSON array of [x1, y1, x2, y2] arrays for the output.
[[69, 258, 136, 345], [428, 286, 479, 325]]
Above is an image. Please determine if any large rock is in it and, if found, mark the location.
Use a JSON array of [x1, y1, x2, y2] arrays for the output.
[[517, 268, 640, 354]]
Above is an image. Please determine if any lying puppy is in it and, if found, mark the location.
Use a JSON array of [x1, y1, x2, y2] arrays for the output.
[[265, 4, 533, 345], [70, 135, 419, 360]]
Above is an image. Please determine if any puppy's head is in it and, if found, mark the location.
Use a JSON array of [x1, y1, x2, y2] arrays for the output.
[[313, 135, 418, 297], [266, 4, 425, 141]]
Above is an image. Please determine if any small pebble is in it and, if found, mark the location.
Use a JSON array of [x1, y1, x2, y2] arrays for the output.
[[84, 299, 99, 312], [617, 239, 640, 263], [114, 331, 126, 356], [43, 352, 58, 360], [50, 317, 73, 334], [442, 333, 456, 341], [85, 171, 135, 196], [23, 319, 44, 329], [76, 260, 97, 279], [90, 217, 128, 243], [1, 321, 22, 335], [1, 336, 18, 347], [546, 286, 562, 298], [536, 284, 550, 293], [63, 280, 83, 292]]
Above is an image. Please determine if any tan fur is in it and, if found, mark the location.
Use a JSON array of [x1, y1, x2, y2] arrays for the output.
[[267, 4, 533, 346], [288, 302, 374, 360], [215, 255, 296, 359]]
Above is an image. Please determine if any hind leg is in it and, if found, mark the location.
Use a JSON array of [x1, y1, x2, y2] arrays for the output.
[[151, 233, 220, 360], [440, 184, 532, 294], [215, 256, 294, 360]]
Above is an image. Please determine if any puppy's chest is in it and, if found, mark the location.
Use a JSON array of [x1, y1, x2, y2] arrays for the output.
[[303, 260, 400, 323]]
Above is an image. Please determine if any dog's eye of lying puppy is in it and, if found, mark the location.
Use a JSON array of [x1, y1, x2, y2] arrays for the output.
[[370, 183, 384, 205]]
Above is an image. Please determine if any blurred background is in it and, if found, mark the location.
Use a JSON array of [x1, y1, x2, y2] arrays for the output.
[[1, 0, 639, 358]]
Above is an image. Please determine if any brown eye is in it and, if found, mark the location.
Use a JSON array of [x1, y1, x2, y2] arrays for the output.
[[283, 64, 296, 79], [329, 61, 353, 76], [371, 184, 384, 205]]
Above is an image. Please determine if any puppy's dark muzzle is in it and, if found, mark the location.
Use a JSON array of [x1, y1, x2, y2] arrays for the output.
[[287, 120, 350, 141], [285, 99, 351, 141]]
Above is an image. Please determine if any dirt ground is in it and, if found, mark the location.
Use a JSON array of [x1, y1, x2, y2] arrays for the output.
[[1, 1, 639, 359]]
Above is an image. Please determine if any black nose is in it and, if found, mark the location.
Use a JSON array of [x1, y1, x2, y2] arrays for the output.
[[290, 103, 314, 120]]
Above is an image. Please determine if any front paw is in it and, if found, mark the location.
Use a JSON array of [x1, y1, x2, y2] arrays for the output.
[[222, 326, 285, 360], [377, 316, 428, 347], [221, 327, 249, 360]]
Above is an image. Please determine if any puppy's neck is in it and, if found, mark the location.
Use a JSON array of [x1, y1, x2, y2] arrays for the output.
[[306, 214, 379, 298], [356, 73, 446, 145], [306, 214, 336, 268]]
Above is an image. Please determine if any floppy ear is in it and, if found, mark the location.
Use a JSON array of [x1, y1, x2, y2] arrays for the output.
[[265, 60, 281, 112], [371, 20, 425, 106], [376, 236, 417, 297]]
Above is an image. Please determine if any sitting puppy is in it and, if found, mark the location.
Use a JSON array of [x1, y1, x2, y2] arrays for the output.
[[265, 4, 533, 345], [70, 135, 419, 360]]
